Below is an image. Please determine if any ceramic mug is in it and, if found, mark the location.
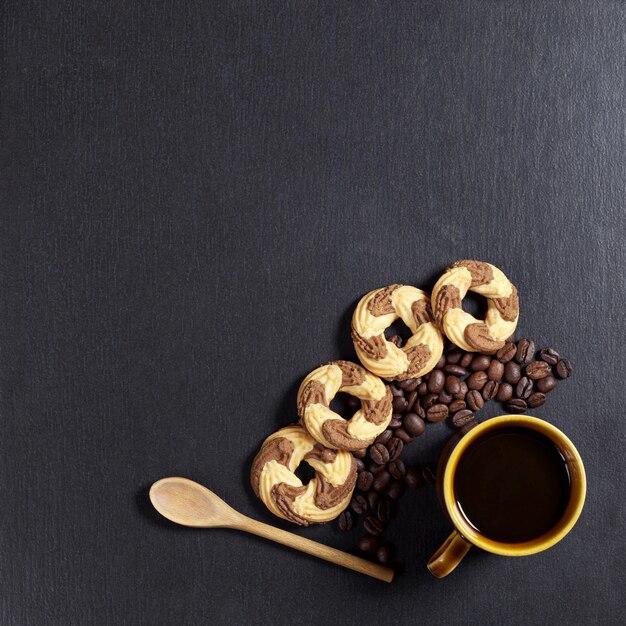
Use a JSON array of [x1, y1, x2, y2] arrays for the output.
[[427, 415, 586, 578]]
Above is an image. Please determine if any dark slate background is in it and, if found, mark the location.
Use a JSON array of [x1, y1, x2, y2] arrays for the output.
[[2, 1, 625, 624]]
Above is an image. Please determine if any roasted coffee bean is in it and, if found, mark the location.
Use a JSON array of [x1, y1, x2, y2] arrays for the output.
[[445, 375, 462, 395], [504, 361, 522, 384], [456, 381, 469, 399], [370, 443, 390, 465], [482, 380, 499, 401], [428, 369, 446, 393], [372, 470, 392, 492], [427, 403, 449, 423], [369, 462, 385, 475], [338, 510, 353, 531], [449, 399, 467, 413], [388, 480, 405, 500], [355, 458, 366, 473], [460, 419, 478, 434], [374, 429, 393, 446], [505, 398, 528, 413], [392, 395, 408, 412], [516, 376, 533, 399], [366, 490, 380, 511], [436, 353, 447, 369], [487, 360, 504, 381], [389, 384, 403, 397], [417, 382, 428, 396], [397, 377, 418, 390], [377, 498, 394, 521], [404, 466, 424, 489], [536, 375, 557, 393], [388, 417, 403, 429], [357, 534, 380, 553], [465, 389, 484, 411], [403, 412, 426, 437], [388, 459, 406, 479], [394, 427, 413, 443], [353, 448, 367, 459], [444, 364, 467, 377], [346, 396, 361, 411], [423, 393, 439, 409], [350, 495, 368, 514], [459, 352, 474, 368], [357, 471, 374, 492], [528, 392, 546, 408], [496, 382, 513, 402], [452, 409, 474, 428], [556, 358, 573, 379], [363, 516, 384, 536], [405, 390, 418, 412], [422, 465, 436, 485], [496, 342, 517, 363], [412, 400, 426, 419], [386, 437, 404, 462], [539, 347, 560, 365], [446, 348, 463, 364], [438, 391, 453, 405], [468, 371, 488, 390], [470, 354, 491, 371], [388, 334, 403, 348], [526, 361, 552, 380], [376, 544, 392, 565], [515, 338, 535, 364]]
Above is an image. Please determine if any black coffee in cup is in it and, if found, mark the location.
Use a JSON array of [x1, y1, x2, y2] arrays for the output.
[[453, 427, 570, 543]]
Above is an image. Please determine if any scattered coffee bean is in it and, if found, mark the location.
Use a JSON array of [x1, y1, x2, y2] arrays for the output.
[[438, 391, 453, 405], [459, 352, 473, 368], [388, 459, 406, 479], [422, 465, 436, 485], [357, 534, 380, 553], [394, 427, 413, 443], [368, 462, 385, 474], [505, 398, 528, 413], [452, 409, 474, 428], [496, 342, 517, 363], [350, 495, 368, 514], [357, 471, 374, 492], [397, 377, 418, 390], [353, 448, 367, 459], [470, 354, 491, 371], [426, 403, 449, 423], [516, 376, 533, 399], [468, 371, 488, 390], [386, 437, 403, 462], [446, 348, 463, 364], [539, 347, 560, 365], [556, 358, 573, 379], [449, 399, 467, 413], [422, 393, 439, 409], [427, 369, 446, 393], [504, 361, 522, 384], [444, 364, 467, 377], [363, 516, 384, 536], [376, 544, 393, 565], [487, 359, 504, 381], [515, 338, 535, 364], [445, 375, 462, 395], [346, 396, 361, 411], [370, 443, 390, 465], [496, 382, 513, 402], [417, 382, 428, 395], [535, 375, 557, 393], [377, 498, 394, 521], [527, 392, 546, 408], [465, 389, 484, 411], [374, 429, 392, 446], [388, 417, 402, 429], [338, 510, 353, 531], [405, 390, 418, 412], [392, 395, 408, 413], [404, 466, 424, 489], [389, 384, 403, 397], [388, 479, 405, 500], [355, 458, 366, 473], [456, 381, 468, 399], [366, 490, 380, 511], [403, 413, 426, 437], [482, 380, 499, 401], [372, 470, 391, 492], [526, 361, 551, 380], [436, 353, 447, 369]]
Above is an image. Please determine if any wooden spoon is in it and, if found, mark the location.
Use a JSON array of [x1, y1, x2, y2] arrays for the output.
[[149, 476, 394, 583]]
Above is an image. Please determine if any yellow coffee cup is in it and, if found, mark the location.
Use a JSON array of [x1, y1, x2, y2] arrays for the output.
[[427, 415, 586, 578]]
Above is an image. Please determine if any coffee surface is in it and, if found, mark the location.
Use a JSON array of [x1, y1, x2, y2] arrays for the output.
[[454, 427, 570, 543]]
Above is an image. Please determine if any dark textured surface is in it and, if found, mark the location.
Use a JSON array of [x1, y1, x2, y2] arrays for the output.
[[2, 1, 625, 624]]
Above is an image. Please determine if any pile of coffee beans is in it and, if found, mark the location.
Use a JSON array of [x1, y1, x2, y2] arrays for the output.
[[337, 336, 573, 564]]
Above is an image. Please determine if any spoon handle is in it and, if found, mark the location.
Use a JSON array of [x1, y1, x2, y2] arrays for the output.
[[234, 516, 394, 583]]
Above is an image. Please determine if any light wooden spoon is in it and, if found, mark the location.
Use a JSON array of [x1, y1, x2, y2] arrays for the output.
[[149, 476, 394, 583]]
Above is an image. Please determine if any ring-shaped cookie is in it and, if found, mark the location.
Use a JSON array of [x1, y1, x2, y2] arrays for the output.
[[297, 360, 392, 451], [351, 285, 444, 381], [250, 424, 356, 526], [431, 260, 519, 354]]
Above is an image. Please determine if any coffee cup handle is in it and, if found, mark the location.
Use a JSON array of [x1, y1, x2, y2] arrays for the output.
[[427, 530, 472, 578]]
